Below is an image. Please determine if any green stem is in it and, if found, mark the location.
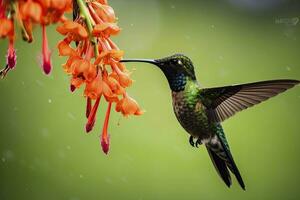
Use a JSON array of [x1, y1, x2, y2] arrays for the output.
[[76, 0, 99, 58]]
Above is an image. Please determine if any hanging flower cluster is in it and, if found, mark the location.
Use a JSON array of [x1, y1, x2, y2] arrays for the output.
[[0, 0, 143, 155], [57, 0, 143, 154]]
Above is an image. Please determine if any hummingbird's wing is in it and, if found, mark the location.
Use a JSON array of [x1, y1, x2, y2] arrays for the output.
[[199, 79, 299, 122]]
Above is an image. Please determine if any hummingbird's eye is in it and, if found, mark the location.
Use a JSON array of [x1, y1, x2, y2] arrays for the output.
[[171, 59, 178, 65]]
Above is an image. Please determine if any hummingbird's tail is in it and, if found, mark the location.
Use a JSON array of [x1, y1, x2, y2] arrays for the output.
[[206, 146, 232, 187], [206, 127, 245, 190]]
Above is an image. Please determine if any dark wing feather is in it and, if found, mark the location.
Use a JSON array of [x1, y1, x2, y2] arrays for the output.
[[200, 79, 299, 122]]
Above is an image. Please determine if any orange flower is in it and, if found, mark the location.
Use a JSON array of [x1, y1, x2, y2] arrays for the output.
[[41, 25, 52, 74], [0, 18, 14, 39], [57, 39, 77, 56], [86, 97, 101, 133], [70, 76, 84, 91], [102, 79, 119, 102], [94, 49, 124, 65], [101, 102, 112, 154], [6, 41, 17, 69], [56, 20, 88, 41], [62, 55, 81, 74], [71, 58, 90, 77], [116, 95, 143, 117], [91, 2, 116, 23], [92, 23, 120, 38], [33, 0, 72, 24], [83, 63, 97, 82], [84, 73, 103, 100], [106, 76, 125, 95], [20, 0, 42, 23], [97, 0, 108, 5]]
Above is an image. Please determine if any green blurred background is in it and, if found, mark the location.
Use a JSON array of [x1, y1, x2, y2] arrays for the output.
[[1, 0, 300, 199]]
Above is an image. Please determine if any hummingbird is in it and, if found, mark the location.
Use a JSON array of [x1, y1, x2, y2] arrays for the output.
[[120, 54, 299, 190]]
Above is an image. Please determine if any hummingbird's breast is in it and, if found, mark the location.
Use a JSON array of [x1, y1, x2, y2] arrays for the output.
[[172, 91, 211, 139]]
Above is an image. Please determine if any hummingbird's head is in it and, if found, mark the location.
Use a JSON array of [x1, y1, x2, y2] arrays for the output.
[[121, 53, 196, 79], [121, 54, 197, 91], [155, 54, 196, 80], [120, 54, 196, 90]]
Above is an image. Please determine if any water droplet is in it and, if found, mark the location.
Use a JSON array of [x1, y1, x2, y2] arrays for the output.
[[79, 174, 83, 178], [286, 66, 291, 71], [48, 99, 52, 103], [66, 145, 71, 150]]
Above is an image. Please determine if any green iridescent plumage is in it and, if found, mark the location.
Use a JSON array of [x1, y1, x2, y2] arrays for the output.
[[121, 54, 300, 190]]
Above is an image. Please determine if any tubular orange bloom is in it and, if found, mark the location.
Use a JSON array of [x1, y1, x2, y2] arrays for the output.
[[56, 20, 88, 41], [94, 49, 124, 65], [0, 18, 14, 39], [84, 73, 103, 100], [57, 39, 77, 56], [83, 63, 97, 82], [86, 97, 101, 133], [32, 0, 72, 24], [102, 79, 119, 102], [96, 0, 108, 6], [70, 76, 84, 91], [20, 0, 42, 23], [101, 102, 112, 154], [116, 95, 143, 117], [71, 58, 90, 77], [62, 55, 81, 74], [7, 41, 17, 69], [41, 25, 52, 74], [91, 2, 116, 23], [106, 75, 125, 95], [111, 63, 133, 88], [92, 23, 120, 38]]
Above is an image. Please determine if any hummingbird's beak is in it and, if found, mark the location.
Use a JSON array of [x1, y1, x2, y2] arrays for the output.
[[120, 59, 158, 66]]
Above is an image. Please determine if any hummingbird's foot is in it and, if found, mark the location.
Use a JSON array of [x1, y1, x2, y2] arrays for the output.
[[189, 136, 195, 147], [195, 139, 202, 148]]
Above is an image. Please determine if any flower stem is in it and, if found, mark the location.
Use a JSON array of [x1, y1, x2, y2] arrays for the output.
[[76, 0, 99, 58]]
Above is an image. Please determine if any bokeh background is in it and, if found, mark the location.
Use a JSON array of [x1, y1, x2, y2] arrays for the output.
[[1, 0, 300, 199]]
